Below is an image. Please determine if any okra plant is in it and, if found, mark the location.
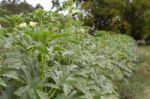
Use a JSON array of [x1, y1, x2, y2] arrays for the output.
[[0, 9, 137, 99]]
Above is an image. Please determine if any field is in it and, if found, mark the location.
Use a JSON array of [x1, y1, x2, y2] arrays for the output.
[[0, 10, 138, 99], [0, 0, 150, 98]]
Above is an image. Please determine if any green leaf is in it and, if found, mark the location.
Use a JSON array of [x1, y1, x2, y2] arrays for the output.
[[37, 90, 49, 99], [0, 78, 6, 87], [15, 86, 28, 96]]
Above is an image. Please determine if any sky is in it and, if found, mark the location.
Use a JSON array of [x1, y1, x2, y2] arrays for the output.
[[21, 0, 53, 11], [23, 0, 66, 11], [0, 0, 65, 11]]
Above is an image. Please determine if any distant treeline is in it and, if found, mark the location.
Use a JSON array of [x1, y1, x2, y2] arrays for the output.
[[0, 0, 43, 15]]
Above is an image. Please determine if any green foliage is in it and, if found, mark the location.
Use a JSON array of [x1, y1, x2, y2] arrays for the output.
[[0, 14, 24, 28], [0, 10, 137, 99], [0, 8, 10, 16], [123, 0, 150, 41]]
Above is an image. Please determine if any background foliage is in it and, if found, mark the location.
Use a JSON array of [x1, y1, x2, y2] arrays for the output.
[[52, 0, 150, 44]]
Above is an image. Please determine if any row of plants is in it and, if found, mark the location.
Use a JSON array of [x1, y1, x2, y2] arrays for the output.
[[0, 10, 138, 99]]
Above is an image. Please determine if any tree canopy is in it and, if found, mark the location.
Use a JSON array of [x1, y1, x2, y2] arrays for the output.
[[0, 0, 43, 15], [74, 0, 150, 42]]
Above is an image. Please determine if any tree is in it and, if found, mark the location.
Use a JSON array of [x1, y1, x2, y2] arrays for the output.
[[0, 0, 43, 15], [73, 0, 123, 30], [123, 0, 150, 41], [35, 3, 44, 10]]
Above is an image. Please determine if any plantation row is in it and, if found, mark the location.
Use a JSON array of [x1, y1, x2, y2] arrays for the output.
[[0, 10, 138, 99]]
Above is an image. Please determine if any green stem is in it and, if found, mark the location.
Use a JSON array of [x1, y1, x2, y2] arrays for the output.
[[40, 54, 45, 91]]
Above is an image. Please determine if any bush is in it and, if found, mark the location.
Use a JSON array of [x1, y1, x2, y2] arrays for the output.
[[0, 10, 137, 99]]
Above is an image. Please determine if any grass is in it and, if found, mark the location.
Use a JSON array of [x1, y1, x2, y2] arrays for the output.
[[119, 45, 150, 99]]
